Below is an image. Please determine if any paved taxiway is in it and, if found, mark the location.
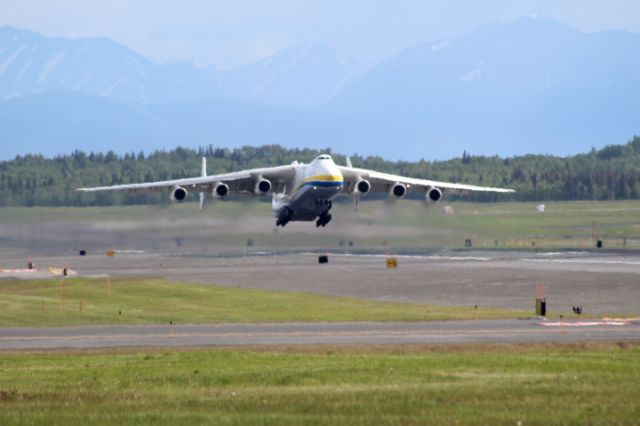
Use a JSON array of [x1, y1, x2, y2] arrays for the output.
[[3, 250, 640, 314], [2, 251, 640, 350], [1, 320, 639, 351]]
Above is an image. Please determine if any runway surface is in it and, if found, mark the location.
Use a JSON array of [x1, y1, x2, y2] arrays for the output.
[[1, 319, 639, 351], [3, 250, 640, 314], [2, 250, 640, 351]]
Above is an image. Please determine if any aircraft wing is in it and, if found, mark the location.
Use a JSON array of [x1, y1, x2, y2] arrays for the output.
[[337, 165, 515, 194], [76, 165, 297, 194]]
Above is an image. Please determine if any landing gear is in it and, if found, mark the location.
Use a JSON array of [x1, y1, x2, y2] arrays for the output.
[[276, 207, 293, 227], [315, 199, 332, 209], [316, 212, 332, 227], [315, 199, 333, 227]]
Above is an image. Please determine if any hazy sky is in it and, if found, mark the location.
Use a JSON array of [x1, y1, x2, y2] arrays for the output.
[[2, 0, 639, 68]]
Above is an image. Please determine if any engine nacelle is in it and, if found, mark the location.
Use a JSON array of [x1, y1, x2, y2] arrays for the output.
[[254, 178, 272, 195], [389, 183, 407, 199], [170, 186, 188, 203], [212, 182, 229, 199], [355, 179, 371, 195], [426, 187, 443, 203]]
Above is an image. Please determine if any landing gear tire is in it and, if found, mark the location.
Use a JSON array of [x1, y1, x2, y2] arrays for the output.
[[276, 207, 293, 227], [316, 213, 332, 227], [276, 218, 289, 227]]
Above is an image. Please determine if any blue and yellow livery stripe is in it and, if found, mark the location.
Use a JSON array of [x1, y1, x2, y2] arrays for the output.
[[303, 174, 344, 188]]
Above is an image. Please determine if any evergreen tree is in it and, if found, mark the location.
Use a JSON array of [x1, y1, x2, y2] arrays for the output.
[[1, 137, 640, 206]]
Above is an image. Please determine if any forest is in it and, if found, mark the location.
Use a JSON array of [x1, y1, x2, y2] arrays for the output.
[[1, 135, 639, 206]]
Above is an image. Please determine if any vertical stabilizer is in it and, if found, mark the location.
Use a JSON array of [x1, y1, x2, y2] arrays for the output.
[[201, 157, 207, 177], [199, 157, 207, 210]]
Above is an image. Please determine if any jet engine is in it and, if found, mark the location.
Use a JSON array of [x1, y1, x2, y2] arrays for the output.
[[426, 187, 443, 203], [212, 182, 229, 199], [254, 178, 272, 195], [389, 183, 407, 199], [170, 186, 188, 203], [355, 179, 371, 195]]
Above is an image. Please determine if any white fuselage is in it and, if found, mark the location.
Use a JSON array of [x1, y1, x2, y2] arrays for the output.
[[272, 155, 343, 222]]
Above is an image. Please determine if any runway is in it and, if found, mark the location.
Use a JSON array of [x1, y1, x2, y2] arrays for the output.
[[4, 249, 640, 314], [2, 250, 640, 351], [1, 319, 639, 351]]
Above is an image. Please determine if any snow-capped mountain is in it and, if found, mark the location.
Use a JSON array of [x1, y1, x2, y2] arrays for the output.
[[1, 14, 639, 160], [330, 13, 640, 157], [221, 42, 371, 106], [0, 26, 224, 103], [0, 27, 368, 106]]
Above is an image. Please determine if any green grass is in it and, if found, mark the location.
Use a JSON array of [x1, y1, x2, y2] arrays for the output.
[[373, 199, 640, 249], [0, 343, 638, 424], [0, 278, 528, 327]]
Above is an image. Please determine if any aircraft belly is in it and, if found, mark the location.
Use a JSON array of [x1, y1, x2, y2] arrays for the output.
[[289, 185, 338, 221]]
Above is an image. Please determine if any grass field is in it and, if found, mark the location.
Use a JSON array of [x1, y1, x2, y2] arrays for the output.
[[3, 200, 640, 250], [0, 278, 528, 327], [0, 343, 638, 425]]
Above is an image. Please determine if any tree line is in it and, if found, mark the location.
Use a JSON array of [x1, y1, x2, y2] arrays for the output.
[[1, 136, 640, 207]]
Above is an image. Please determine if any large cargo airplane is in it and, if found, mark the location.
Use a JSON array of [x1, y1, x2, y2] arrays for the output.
[[77, 154, 514, 227]]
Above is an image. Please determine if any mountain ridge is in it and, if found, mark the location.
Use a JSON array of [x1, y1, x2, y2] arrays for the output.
[[328, 14, 640, 158], [1, 15, 639, 160], [0, 26, 366, 106]]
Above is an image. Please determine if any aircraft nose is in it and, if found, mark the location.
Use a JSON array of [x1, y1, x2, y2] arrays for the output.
[[324, 162, 342, 180]]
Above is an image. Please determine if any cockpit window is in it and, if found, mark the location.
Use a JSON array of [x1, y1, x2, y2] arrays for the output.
[[317, 155, 332, 161]]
